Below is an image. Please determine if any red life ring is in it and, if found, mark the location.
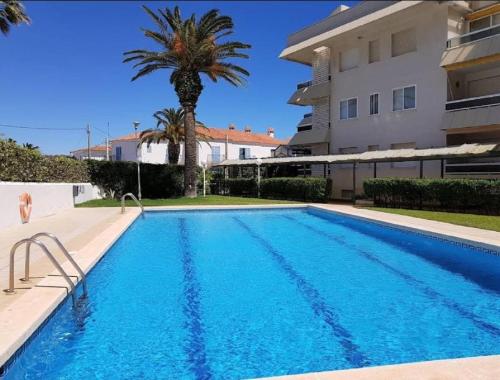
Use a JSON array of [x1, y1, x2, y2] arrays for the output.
[[19, 192, 32, 224]]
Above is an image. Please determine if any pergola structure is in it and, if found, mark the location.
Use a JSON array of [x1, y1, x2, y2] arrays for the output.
[[213, 143, 500, 202]]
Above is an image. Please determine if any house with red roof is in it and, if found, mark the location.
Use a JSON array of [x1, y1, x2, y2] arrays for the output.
[[70, 145, 111, 161], [109, 124, 288, 165]]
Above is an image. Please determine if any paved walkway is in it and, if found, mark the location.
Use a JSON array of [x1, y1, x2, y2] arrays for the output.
[[0, 208, 122, 311]]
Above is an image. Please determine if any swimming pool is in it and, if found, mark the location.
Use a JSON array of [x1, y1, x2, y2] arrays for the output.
[[3, 207, 499, 379]]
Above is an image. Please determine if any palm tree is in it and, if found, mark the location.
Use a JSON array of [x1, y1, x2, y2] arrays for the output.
[[0, 0, 30, 36], [124, 6, 250, 197], [139, 107, 209, 165], [22, 142, 39, 150]]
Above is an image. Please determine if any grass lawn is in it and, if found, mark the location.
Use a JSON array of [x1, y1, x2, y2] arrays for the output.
[[367, 207, 500, 232], [77, 195, 300, 208]]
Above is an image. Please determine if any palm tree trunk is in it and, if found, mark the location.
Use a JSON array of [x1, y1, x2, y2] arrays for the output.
[[183, 105, 198, 197], [168, 141, 181, 164]]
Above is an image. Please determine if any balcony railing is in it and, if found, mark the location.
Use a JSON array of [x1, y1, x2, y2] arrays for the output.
[[297, 80, 313, 90], [445, 93, 500, 111], [297, 125, 313, 132], [296, 76, 332, 90], [446, 24, 500, 49]]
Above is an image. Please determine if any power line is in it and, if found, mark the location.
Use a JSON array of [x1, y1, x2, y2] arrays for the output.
[[0, 123, 86, 131]]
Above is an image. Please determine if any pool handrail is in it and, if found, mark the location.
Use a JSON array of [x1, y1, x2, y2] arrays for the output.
[[121, 193, 144, 214], [24, 232, 88, 297], [3, 238, 78, 306]]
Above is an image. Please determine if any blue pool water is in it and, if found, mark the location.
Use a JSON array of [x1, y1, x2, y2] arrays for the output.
[[3, 208, 500, 379]]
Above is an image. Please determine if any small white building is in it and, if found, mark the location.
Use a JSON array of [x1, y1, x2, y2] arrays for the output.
[[70, 145, 110, 161], [110, 125, 288, 166]]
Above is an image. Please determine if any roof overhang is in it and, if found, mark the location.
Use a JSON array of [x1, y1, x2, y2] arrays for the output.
[[279, 1, 424, 65], [214, 143, 500, 166]]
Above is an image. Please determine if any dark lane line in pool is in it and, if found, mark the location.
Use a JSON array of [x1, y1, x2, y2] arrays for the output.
[[178, 218, 213, 380], [233, 216, 370, 368], [283, 215, 500, 337]]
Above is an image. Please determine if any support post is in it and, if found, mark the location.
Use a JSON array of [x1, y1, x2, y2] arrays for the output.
[[86, 124, 91, 160], [137, 161, 142, 200], [419, 160, 423, 179], [323, 164, 326, 178], [440, 159, 444, 178], [352, 162, 357, 205], [257, 165, 261, 198], [202, 165, 206, 197], [303, 165, 306, 178], [373, 162, 377, 178]]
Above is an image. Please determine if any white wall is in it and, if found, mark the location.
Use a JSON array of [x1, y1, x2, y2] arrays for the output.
[[0, 182, 102, 230]]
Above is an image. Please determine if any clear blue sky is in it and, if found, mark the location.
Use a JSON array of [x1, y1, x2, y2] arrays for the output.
[[1, 1, 357, 154]]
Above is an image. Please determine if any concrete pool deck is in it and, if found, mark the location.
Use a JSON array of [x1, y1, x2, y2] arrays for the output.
[[0, 203, 499, 378]]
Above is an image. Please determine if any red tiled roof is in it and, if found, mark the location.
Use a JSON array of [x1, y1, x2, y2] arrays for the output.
[[71, 145, 110, 153], [111, 128, 287, 146]]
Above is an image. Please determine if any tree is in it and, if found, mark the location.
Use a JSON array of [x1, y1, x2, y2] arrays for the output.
[[0, 0, 30, 36], [124, 6, 250, 197], [139, 107, 209, 165], [22, 142, 39, 151]]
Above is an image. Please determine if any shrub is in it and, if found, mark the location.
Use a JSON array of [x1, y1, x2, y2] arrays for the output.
[[260, 177, 331, 202], [87, 160, 185, 199], [364, 178, 500, 214], [0, 139, 89, 182], [225, 178, 258, 197]]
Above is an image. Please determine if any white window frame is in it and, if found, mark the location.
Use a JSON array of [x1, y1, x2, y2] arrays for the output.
[[339, 97, 358, 120], [369, 92, 380, 116], [392, 85, 417, 112]]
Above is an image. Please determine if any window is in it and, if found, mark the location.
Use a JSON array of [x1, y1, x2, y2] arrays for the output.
[[239, 147, 251, 159], [340, 98, 357, 120], [470, 16, 491, 32], [391, 28, 416, 57], [368, 40, 380, 63], [339, 48, 359, 72], [212, 146, 221, 163], [338, 147, 358, 168], [369, 93, 379, 115], [393, 85, 416, 111], [470, 13, 500, 32], [115, 146, 122, 161]]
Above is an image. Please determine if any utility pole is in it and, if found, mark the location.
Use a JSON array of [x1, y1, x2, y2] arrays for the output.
[[86, 124, 91, 160], [106, 122, 110, 161]]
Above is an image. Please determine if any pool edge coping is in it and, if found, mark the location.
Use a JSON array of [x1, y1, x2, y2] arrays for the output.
[[309, 204, 500, 253]]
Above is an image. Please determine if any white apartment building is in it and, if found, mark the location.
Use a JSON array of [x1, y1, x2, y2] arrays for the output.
[[110, 125, 287, 166], [282, 0, 500, 199]]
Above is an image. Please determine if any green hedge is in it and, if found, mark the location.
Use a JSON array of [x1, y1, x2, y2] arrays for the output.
[[260, 177, 331, 202], [224, 178, 258, 197], [364, 178, 500, 214], [0, 139, 89, 182], [87, 160, 184, 199]]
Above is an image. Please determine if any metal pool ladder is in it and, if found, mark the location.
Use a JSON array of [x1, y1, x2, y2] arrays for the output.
[[121, 193, 144, 214], [3, 233, 88, 306]]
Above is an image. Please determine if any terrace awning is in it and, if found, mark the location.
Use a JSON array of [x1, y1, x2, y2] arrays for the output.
[[213, 143, 500, 167]]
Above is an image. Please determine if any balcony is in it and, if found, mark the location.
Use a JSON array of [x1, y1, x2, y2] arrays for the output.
[[446, 24, 500, 49], [441, 26, 500, 70], [297, 80, 313, 89], [446, 93, 500, 111], [288, 80, 330, 106]]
